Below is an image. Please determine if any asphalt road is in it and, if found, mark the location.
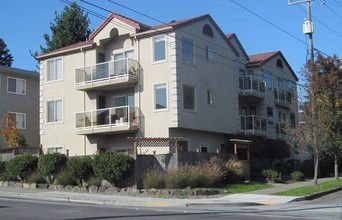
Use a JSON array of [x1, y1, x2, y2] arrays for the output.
[[0, 191, 341, 220]]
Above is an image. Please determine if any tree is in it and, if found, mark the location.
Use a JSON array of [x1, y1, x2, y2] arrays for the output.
[[0, 113, 26, 148], [40, 2, 91, 54], [287, 56, 336, 185], [0, 38, 13, 67], [313, 54, 342, 180]]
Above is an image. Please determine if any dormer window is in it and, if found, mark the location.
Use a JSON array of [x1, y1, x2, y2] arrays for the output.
[[276, 59, 283, 69], [203, 24, 214, 38]]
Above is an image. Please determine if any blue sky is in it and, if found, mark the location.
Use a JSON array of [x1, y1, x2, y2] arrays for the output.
[[1, 0, 341, 79]]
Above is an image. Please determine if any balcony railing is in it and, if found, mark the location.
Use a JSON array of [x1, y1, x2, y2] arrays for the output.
[[75, 58, 138, 91], [274, 88, 293, 107], [276, 122, 289, 140], [75, 106, 140, 135], [240, 115, 267, 136], [239, 75, 266, 98]]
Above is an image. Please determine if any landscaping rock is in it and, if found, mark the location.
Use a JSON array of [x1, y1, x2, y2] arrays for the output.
[[14, 182, 23, 188], [101, 180, 113, 188], [64, 185, 73, 191], [80, 186, 88, 192], [120, 188, 127, 193], [3, 181, 9, 187], [48, 185, 57, 191], [105, 187, 120, 194], [98, 186, 106, 193], [9, 181, 16, 187], [57, 185, 64, 191], [30, 183, 37, 189], [182, 190, 194, 196], [23, 183, 30, 189], [71, 186, 80, 192], [148, 188, 158, 194], [0, 181, 3, 186], [170, 189, 183, 196], [37, 184, 48, 189], [194, 189, 204, 196], [132, 189, 140, 195], [156, 190, 170, 196], [89, 185, 98, 193]]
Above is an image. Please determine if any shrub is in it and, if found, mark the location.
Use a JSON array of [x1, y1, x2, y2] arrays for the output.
[[55, 171, 77, 186], [38, 153, 68, 181], [6, 153, 38, 181], [0, 171, 17, 181], [26, 172, 46, 184], [300, 159, 314, 177], [221, 160, 243, 184], [262, 169, 281, 183], [142, 169, 165, 189], [67, 156, 93, 184], [0, 161, 7, 174], [92, 152, 134, 184], [291, 171, 305, 181], [164, 168, 188, 189], [87, 176, 102, 187]]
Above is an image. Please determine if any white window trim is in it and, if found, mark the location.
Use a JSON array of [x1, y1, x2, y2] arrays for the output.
[[46, 57, 63, 83], [8, 112, 26, 129], [152, 35, 167, 64], [46, 98, 64, 124], [153, 82, 169, 112], [7, 77, 26, 95], [181, 37, 195, 65], [46, 146, 64, 154], [183, 83, 197, 112], [205, 46, 214, 61], [206, 89, 215, 107]]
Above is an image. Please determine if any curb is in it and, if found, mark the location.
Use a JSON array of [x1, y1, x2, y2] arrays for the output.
[[290, 187, 342, 202], [186, 202, 264, 207]]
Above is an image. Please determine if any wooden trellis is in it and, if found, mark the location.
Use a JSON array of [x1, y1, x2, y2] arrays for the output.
[[127, 137, 183, 157]]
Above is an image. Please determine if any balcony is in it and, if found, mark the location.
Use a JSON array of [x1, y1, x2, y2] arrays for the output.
[[240, 115, 267, 136], [274, 88, 293, 108], [75, 58, 139, 91], [238, 75, 266, 99], [75, 106, 140, 135], [276, 122, 289, 140]]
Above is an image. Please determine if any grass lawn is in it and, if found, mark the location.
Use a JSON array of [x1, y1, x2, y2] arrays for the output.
[[224, 182, 272, 194], [274, 179, 342, 196]]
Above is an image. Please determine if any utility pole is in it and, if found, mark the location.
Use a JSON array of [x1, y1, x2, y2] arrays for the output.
[[288, 0, 314, 62]]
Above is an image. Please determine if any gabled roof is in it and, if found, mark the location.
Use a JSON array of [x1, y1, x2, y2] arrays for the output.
[[0, 65, 38, 78], [225, 33, 249, 61], [89, 13, 151, 40], [248, 51, 298, 81], [152, 15, 206, 30]]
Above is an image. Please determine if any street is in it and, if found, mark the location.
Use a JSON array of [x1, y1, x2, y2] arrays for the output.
[[0, 191, 341, 220]]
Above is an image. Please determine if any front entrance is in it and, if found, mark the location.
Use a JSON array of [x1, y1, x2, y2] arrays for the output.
[[230, 139, 252, 181]]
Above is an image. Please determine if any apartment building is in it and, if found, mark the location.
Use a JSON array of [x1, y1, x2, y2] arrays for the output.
[[0, 65, 39, 148], [36, 13, 298, 156]]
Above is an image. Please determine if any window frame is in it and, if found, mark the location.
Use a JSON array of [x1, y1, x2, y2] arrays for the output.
[[264, 72, 272, 90], [205, 46, 214, 61], [267, 107, 274, 126], [46, 57, 63, 83], [153, 83, 168, 111], [46, 98, 63, 124], [181, 37, 195, 64], [7, 77, 26, 95], [206, 89, 215, 106], [183, 84, 196, 111], [152, 35, 167, 63], [8, 112, 26, 129]]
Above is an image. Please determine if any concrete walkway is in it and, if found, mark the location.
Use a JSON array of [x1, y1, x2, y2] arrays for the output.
[[0, 177, 339, 208]]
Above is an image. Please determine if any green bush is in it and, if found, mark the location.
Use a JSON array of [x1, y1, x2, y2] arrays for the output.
[[38, 153, 68, 181], [142, 169, 165, 189], [67, 156, 93, 184], [0, 161, 7, 174], [164, 168, 188, 189], [291, 171, 305, 181], [6, 153, 38, 181], [26, 172, 46, 184], [262, 169, 281, 183], [92, 152, 133, 184], [55, 171, 77, 186], [86, 176, 101, 187], [0, 171, 17, 181], [221, 160, 243, 184]]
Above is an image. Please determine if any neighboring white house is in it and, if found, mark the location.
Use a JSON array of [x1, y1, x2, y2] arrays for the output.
[[0, 65, 40, 148], [36, 13, 298, 156]]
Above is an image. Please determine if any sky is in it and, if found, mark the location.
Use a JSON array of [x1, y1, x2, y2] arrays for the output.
[[1, 0, 341, 79]]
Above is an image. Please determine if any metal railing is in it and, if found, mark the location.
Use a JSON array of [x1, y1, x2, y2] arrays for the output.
[[75, 106, 140, 132], [239, 75, 266, 97], [75, 58, 138, 86], [240, 115, 267, 135], [274, 88, 293, 106]]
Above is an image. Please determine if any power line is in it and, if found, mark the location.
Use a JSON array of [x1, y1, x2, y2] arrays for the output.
[[323, 1, 342, 20], [335, 0, 342, 8]]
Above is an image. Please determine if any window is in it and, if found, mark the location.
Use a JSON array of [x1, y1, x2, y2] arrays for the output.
[[7, 77, 26, 95], [278, 112, 286, 122], [47, 99, 63, 123], [153, 35, 166, 62], [154, 83, 167, 110], [267, 107, 274, 125], [8, 112, 26, 129], [47, 57, 63, 82], [290, 113, 296, 127], [47, 147, 63, 154], [207, 90, 215, 105], [278, 78, 284, 89], [202, 24, 214, 38], [265, 72, 272, 90], [182, 37, 194, 64], [200, 143, 209, 153], [113, 95, 134, 107], [183, 84, 196, 110], [205, 46, 213, 60], [276, 59, 283, 69]]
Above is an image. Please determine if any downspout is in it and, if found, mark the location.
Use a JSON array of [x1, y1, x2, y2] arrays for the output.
[[135, 36, 142, 155], [81, 47, 86, 156]]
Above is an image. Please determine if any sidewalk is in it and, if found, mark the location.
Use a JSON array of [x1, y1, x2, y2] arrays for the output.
[[0, 177, 339, 208]]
